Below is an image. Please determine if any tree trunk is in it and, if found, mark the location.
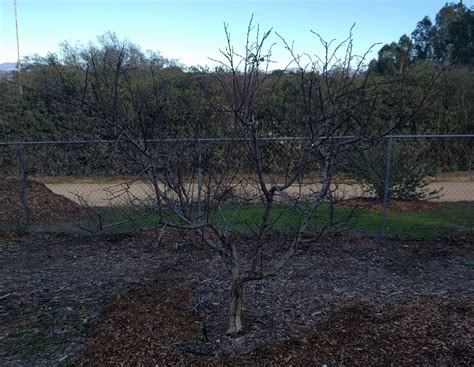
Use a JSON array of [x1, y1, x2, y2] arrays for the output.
[[227, 280, 244, 335]]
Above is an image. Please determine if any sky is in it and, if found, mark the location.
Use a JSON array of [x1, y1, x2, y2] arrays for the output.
[[1, 0, 473, 68]]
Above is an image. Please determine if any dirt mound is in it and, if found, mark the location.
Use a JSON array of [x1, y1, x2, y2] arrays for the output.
[[340, 197, 442, 212], [0, 178, 85, 227]]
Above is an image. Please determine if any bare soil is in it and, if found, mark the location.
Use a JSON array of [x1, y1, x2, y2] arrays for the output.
[[1, 230, 473, 365]]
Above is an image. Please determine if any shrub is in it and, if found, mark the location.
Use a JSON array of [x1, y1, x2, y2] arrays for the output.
[[345, 139, 441, 201]]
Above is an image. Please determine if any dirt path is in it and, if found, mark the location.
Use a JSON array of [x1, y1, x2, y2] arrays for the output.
[[44, 179, 474, 206]]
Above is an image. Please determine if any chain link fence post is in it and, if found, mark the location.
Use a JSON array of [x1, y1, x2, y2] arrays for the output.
[[197, 138, 203, 219], [18, 143, 30, 231], [380, 136, 394, 235]]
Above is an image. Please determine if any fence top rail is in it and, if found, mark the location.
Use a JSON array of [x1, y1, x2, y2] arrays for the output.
[[0, 134, 473, 146], [387, 134, 474, 138], [0, 137, 308, 146]]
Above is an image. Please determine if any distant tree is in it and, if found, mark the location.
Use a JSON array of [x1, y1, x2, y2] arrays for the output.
[[412, 16, 435, 61], [367, 0, 474, 139], [410, 1, 474, 65], [372, 35, 414, 75], [373, 2, 473, 69], [432, 1, 471, 63]]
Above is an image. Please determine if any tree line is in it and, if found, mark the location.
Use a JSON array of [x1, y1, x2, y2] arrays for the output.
[[1, 2, 472, 141]]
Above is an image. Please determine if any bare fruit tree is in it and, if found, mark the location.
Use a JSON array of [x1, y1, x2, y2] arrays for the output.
[[206, 21, 438, 333], [33, 24, 437, 335]]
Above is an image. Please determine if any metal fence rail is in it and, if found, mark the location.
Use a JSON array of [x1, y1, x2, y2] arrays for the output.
[[1, 135, 472, 236], [1, 134, 473, 146]]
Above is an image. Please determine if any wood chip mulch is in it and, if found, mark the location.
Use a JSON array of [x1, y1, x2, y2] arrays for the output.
[[230, 298, 474, 365], [2, 231, 473, 365], [76, 234, 474, 366], [0, 178, 85, 228], [77, 287, 473, 366], [77, 284, 201, 366]]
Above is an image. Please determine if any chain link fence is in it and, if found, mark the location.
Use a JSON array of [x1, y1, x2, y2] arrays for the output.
[[1, 135, 472, 237], [379, 135, 473, 237]]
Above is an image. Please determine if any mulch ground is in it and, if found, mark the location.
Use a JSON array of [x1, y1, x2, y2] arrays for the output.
[[0, 178, 84, 228], [2, 230, 471, 365], [78, 285, 473, 366], [236, 298, 473, 365]]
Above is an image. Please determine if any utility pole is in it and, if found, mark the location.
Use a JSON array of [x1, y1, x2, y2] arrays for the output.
[[14, 0, 23, 95]]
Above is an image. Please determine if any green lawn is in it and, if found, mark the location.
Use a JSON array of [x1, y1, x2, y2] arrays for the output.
[[81, 201, 473, 239], [378, 202, 474, 238]]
